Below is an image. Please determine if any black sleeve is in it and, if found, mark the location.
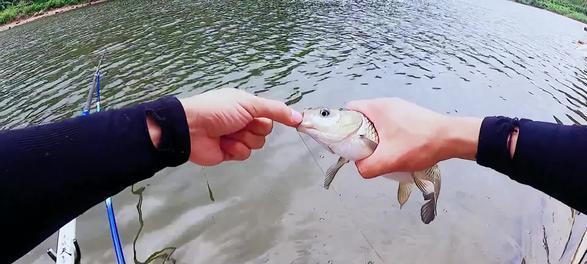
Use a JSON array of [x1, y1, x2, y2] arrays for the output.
[[476, 116, 587, 214], [0, 96, 190, 263]]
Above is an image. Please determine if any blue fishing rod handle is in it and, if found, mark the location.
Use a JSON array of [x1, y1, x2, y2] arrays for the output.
[[106, 197, 126, 264]]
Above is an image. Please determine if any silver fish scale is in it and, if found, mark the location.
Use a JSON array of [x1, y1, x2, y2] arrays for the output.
[[361, 115, 379, 144]]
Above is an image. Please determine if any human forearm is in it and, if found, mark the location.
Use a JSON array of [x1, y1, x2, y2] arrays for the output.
[[1, 87, 301, 263], [435, 115, 585, 213], [438, 116, 483, 161], [477, 117, 586, 213], [348, 97, 585, 213], [0, 97, 190, 263]]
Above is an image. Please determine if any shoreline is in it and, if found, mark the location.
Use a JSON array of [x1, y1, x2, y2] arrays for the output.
[[512, 0, 587, 24], [0, 0, 108, 32]]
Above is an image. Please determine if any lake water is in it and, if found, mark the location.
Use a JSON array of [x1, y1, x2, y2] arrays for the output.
[[1, 0, 586, 263]]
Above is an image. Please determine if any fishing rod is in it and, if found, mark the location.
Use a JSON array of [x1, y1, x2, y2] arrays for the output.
[[90, 53, 126, 264], [82, 52, 105, 115], [87, 52, 126, 264], [47, 51, 126, 264]]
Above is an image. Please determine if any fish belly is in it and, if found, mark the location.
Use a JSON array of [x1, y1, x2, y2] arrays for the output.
[[331, 136, 373, 161], [381, 172, 413, 182]]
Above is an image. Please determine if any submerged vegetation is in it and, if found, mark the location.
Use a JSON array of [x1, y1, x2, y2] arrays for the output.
[[516, 0, 587, 23], [0, 0, 88, 25]]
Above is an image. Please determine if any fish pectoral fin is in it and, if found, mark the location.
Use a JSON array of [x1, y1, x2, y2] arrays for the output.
[[412, 172, 435, 198], [397, 182, 414, 209], [324, 157, 349, 190], [359, 134, 378, 152], [420, 198, 437, 224]]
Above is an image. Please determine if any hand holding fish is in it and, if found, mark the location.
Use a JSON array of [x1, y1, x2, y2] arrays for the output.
[[347, 98, 482, 178], [296, 98, 481, 224], [175, 88, 302, 166]]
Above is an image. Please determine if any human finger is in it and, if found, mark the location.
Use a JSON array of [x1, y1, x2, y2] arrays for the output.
[[245, 118, 273, 136], [220, 138, 252, 161], [242, 96, 302, 127], [225, 130, 266, 149]]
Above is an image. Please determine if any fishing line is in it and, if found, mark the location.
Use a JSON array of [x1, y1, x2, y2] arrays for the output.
[[91, 49, 174, 264], [130, 167, 218, 264], [131, 184, 177, 264], [295, 130, 384, 263], [296, 132, 327, 176], [296, 131, 343, 195]]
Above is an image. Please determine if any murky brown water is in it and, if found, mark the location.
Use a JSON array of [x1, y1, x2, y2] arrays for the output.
[[1, 0, 586, 263]]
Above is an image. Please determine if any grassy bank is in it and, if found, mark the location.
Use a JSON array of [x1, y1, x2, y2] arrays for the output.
[[0, 0, 89, 25], [515, 0, 587, 23]]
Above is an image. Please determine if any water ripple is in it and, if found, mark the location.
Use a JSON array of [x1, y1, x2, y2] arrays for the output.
[[2, 0, 587, 262]]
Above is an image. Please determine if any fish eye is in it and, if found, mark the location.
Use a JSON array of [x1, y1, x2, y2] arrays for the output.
[[320, 108, 330, 117]]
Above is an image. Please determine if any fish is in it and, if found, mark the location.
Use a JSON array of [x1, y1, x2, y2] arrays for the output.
[[296, 107, 442, 224]]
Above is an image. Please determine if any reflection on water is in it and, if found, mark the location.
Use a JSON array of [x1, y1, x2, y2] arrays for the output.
[[1, 0, 586, 263]]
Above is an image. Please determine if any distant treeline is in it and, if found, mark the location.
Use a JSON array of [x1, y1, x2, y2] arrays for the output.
[[516, 0, 587, 23], [1, 0, 88, 25]]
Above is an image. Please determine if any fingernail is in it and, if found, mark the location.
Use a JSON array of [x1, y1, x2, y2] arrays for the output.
[[291, 109, 303, 124]]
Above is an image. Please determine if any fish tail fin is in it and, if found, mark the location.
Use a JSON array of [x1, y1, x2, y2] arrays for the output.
[[431, 165, 441, 200], [324, 157, 348, 190], [397, 182, 414, 209], [420, 195, 437, 224], [414, 166, 442, 224]]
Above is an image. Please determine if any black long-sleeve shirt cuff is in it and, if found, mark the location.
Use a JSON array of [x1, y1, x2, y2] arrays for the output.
[[144, 96, 191, 167], [477, 116, 587, 214], [1, 96, 190, 263]]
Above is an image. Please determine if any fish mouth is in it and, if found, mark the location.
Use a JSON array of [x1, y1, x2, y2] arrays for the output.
[[296, 124, 315, 133], [296, 111, 314, 132]]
